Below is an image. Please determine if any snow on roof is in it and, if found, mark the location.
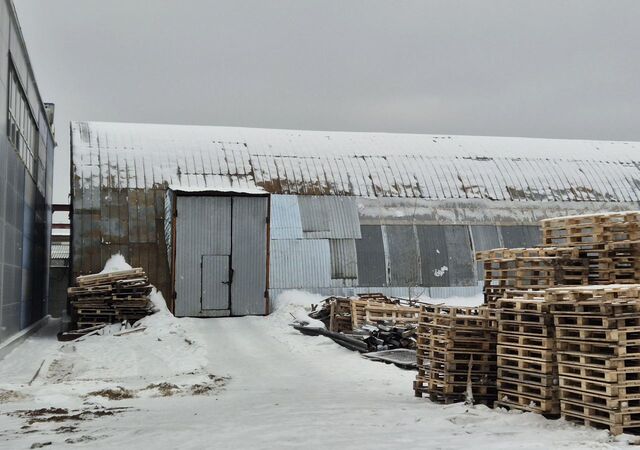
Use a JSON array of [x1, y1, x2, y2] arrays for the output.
[[71, 121, 640, 202]]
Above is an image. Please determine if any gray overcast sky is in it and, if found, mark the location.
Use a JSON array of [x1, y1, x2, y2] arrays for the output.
[[13, 0, 640, 203]]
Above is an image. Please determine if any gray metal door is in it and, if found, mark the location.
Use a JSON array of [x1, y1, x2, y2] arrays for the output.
[[174, 194, 268, 317], [231, 196, 269, 315], [201, 255, 230, 310], [174, 196, 231, 316]]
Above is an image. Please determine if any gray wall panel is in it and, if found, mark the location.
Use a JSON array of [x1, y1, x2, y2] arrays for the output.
[[299, 196, 361, 239], [500, 225, 541, 248], [329, 239, 358, 279], [231, 196, 268, 315], [444, 225, 475, 286], [385, 225, 421, 286], [355, 225, 387, 287], [270, 239, 331, 289], [416, 225, 450, 287], [270, 194, 303, 239]]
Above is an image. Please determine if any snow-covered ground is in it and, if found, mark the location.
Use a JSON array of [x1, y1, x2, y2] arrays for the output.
[[0, 290, 635, 449]]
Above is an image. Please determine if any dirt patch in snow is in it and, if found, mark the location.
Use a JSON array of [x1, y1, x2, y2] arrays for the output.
[[86, 386, 136, 400], [143, 382, 180, 397], [0, 388, 29, 403], [10, 406, 132, 426]]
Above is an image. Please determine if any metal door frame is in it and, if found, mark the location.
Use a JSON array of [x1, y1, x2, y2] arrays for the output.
[[170, 190, 271, 316]]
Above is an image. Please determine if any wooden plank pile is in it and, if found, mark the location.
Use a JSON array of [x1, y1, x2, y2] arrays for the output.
[[476, 247, 586, 307], [540, 212, 640, 285], [495, 290, 559, 415], [68, 268, 153, 328], [414, 305, 497, 405], [547, 285, 640, 435]]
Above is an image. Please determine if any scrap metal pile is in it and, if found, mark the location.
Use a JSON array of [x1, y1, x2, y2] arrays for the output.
[[66, 268, 153, 334], [302, 293, 421, 354], [412, 211, 640, 436]]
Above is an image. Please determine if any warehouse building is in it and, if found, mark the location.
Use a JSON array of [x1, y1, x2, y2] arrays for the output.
[[0, 0, 56, 344], [70, 121, 640, 317]]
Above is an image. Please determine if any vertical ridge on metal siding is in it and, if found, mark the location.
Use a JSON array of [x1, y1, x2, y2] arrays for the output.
[[269, 239, 331, 289], [355, 225, 386, 287], [270, 195, 303, 239], [329, 239, 358, 279]]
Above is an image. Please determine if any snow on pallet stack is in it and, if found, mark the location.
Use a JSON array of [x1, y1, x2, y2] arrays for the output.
[[414, 304, 497, 405], [546, 285, 640, 435], [495, 289, 559, 415], [67, 268, 153, 329]]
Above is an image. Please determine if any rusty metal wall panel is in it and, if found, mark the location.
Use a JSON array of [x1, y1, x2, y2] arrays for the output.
[[174, 196, 231, 316], [269, 239, 331, 289], [270, 194, 303, 239], [329, 239, 358, 279], [355, 225, 387, 287], [164, 190, 174, 270], [415, 225, 450, 287], [231, 196, 268, 315], [384, 225, 421, 286]]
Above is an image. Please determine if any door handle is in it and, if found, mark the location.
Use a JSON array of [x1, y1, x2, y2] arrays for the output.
[[222, 269, 234, 286]]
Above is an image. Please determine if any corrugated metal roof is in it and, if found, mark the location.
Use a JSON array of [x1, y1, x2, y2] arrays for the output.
[[72, 121, 640, 202]]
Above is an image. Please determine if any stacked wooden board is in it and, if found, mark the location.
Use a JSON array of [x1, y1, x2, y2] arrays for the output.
[[547, 285, 640, 435], [495, 290, 559, 414], [476, 247, 586, 307], [540, 212, 640, 285], [68, 268, 153, 328], [414, 305, 497, 405]]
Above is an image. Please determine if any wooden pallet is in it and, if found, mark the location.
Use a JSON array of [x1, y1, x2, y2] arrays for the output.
[[497, 368, 556, 386]]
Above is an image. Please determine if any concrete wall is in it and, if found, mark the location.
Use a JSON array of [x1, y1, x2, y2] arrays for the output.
[[0, 0, 55, 343]]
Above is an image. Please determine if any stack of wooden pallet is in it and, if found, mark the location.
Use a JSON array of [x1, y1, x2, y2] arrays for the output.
[[327, 296, 353, 333], [476, 247, 586, 307], [495, 290, 559, 414], [546, 285, 640, 435], [351, 299, 419, 330], [414, 305, 497, 405], [68, 268, 153, 328], [540, 212, 640, 285]]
